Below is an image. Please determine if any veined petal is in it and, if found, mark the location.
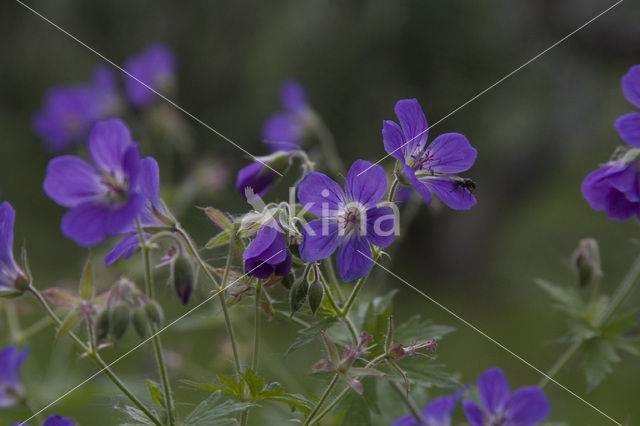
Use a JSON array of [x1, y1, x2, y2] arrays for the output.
[[61, 202, 109, 246], [424, 133, 477, 174], [604, 188, 638, 220], [336, 232, 372, 282], [297, 172, 346, 216], [382, 120, 407, 163], [105, 193, 145, 235], [462, 400, 484, 426], [622, 65, 640, 109], [477, 367, 510, 417], [404, 164, 433, 204], [345, 160, 387, 208], [505, 386, 550, 425], [365, 206, 395, 248], [243, 224, 279, 260], [421, 176, 477, 210], [88, 118, 133, 173], [300, 218, 340, 262], [614, 113, 640, 147], [245, 257, 276, 279], [139, 157, 161, 206], [0, 202, 18, 268], [395, 99, 429, 155], [43, 156, 102, 208], [104, 233, 141, 265]]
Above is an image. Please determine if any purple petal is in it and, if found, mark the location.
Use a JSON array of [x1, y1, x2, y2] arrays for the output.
[[462, 400, 485, 426], [244, 224, 287, 264], [505, 386, 551, 425], [382, 120, 408, 163], [395, 99, 429, 155], [61, 202, 109, 246], [88, 118, 133, 173], [423, 389, 464, 426], [105, 194, 145, 235], [281, 80, 308, 112], [0, 202, 18, 269], [345, 160, 387, 208], [299, 218, 340, 262], [404, 165, 433, 204], [261, 113, 303, 152], [336, 233, 372, 282], [582, 165, 617, 210], [124, 44, 176, 107], [604, 188, 638, 220], [104, 233, 141, 265], [43, 415, 76, 426], [424, 133, 477, 174], [477, 367, 510, 417], [607, 162, 639, 196], [43, 156, 102, 208], [274, 251, 292, 276], [622, 65, 640, 109], [139, 157, 161, 206], [614, 113, 640, 147], [236, 162, 278, 199], [297, 172, 346, 216], [245, 257, 276, 279], [390, 414, 419, 426], [421, 176, 477, 210], [365, 206, 395, 248]]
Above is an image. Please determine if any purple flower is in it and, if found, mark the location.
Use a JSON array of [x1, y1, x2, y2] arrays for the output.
[[392, 389, 463, 426], [32, 65, 120, 152], [462, 368, 550, 426], [582, 158, 640, 220], [297, 160, 396, 282], [124, 44, 176, 108], [43, 118, 149, 246], [0, 346, 29, 408], [383, 99, 477, 210], [0, 202, 28, 298], [236, 151, 290, 200], [243, 221, 292, 279], [614, 65, 640, 147], [13, 415, 75, 426], [261, 80, 312, 152]]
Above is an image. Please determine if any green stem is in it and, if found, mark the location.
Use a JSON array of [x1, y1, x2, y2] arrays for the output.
[[538, 340, 582, 389], [339, 276, 367, 317], [252, 282, 263, 372], [176, 225, 243, 379], [303, 374, 340, 426], [14, 317, 52, 343], [323, 258, 345, 302], [28, 286, 162, 426], [387, 177, 400, 203], [391, 381, 426, 424], [136, 219, 176, 426]]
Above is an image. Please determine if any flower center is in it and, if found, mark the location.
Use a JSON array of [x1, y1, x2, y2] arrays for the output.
[[339, 204, 366, 235], [410, 150, 436, 172], [101, 172, 130, 204]]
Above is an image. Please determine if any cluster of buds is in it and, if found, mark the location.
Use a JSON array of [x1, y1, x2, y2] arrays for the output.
[[289, 263, 324, 315], [95, 278, 164, 342]]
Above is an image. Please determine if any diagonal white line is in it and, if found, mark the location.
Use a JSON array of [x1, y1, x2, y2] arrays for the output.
[[357, 250, 623, 426], [14, 0, 283, 176], [18, 250, 284, 426], [359, 0, 624, 176]]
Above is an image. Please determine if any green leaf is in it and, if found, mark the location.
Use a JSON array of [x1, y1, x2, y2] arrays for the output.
[[535, 279, 585, 315], [336, 377, 378, 425], [183, 391, 255, 426], [218, 374, 243, 396], [394, 316, 455, 344], [181, 380, 235, 397], [243, 368, 264, 400], [285, 319, 335, 355], [79, 259, 93, 300], [602, 309, 639, 337], [358, 290, 398, 346], [204, 207, 234, 230], [263, 392, 313, 414], [146, 380, 165, 408], [582, 338, 621, 391], [118, 405, 157, 425], [613, 336, 640, 356], [205, 230, 231, 249], [56, 309, 80, 339], [395, 357, 461, 389]]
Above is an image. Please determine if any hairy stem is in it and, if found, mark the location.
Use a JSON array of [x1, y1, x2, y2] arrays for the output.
[[387, 177, 400, 203], [339, 276, 367, 317], [28, 286, 162, 426], [303, 374, 340, 426], [136, 219, 176, 426], [391, 381, 426, 424]]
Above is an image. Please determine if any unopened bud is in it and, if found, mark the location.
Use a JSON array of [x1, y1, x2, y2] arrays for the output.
[[289, 278, 308, 314], [145, 300, 164, 325], [132, 307, 150, 338], [109, 303, 131, 340], [95, 308, 110, 342], [571, 238, 602, 287], [308, 281, 324, 315], [171, 255, 193, 305]]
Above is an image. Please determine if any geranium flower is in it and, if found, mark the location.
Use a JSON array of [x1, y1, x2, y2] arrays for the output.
[[0, 346, 29, 408], [462, 367, 550, 426], [32, 65, 120, 152], [235, 151, 290, 200], [261, 80, 312, 152], [0, 202, 28, 298], [243, 220, 292, 279], [43, 118, 149, 246], [297, 160, 395, 282], [13, 415, 75, 426], [382, 99, 477, 210], [392, 389, 463, 426], [124, 44, 176, 108], [614, 65, 640, 147], [582, 156, 640, 220]]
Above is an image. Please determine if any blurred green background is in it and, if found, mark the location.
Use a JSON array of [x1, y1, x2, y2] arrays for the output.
[[1, 0, 639, 425]]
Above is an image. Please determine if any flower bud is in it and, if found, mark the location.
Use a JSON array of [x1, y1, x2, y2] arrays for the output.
[[132, 307, 150, 338], [236, 151, 290, 200], [308, 280, 324, 315], [289, 278, 308, 314], [95, 308, 110, 342], [145, 300, 164, 325], [570, 238, 602, 287], [109, 302, 131, 340], [171, 255, 193, 305]]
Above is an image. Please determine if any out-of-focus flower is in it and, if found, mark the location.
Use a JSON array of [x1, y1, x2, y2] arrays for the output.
[[13, 414, 76, 426], [262, 80, 313, 152], [0, 202, 28, 298], [582, 154, 640, 220], [243, 220, 292, 279], [297, 160, 395, 282], [615, 65, 640, 147], [43, 119, 150, 246], [383, 99, 477, 210], [32, 65, 120, 152], [124, 44, 176, 108], [0, 346, 29, 408], [236, 151, 290, 200], [462, 367, 550, 426], [391, 389, 464, 426]]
